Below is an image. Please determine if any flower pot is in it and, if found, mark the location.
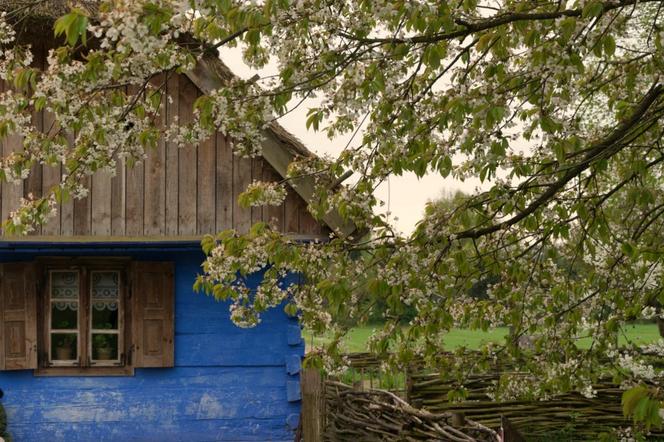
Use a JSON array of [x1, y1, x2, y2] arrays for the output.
[[55, 346, 73, 361], [96, 347, 113, 360]]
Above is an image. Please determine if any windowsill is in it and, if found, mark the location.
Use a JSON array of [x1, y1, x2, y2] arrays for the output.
[[33, 366, 135, 377]]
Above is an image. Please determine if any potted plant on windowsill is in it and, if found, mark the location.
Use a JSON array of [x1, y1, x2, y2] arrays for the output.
[[93, 334, 114, 360], [54, 335, 75, 361]]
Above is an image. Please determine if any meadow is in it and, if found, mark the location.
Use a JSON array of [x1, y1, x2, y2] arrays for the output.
[[303, 323, 661, 352]]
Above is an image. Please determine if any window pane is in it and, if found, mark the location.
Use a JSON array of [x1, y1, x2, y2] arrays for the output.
[[92, 334, 118, 361], [51, 304, 77, 330], [51, 333, 77, 361], [51, 271, 79, 312], [92, 307, 118, 330], [91, 271, 119, 319], [52, 271, 79, 298]]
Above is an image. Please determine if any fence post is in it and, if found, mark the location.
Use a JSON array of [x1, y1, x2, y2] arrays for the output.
[[301, 368, 324, 442]]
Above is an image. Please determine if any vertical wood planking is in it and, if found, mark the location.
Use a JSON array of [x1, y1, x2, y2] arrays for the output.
[[90, 169, 112, 235], [264, 164, 284, 231], [0, 67, 329, 239], [284, 188, 300, 234], [59, 132, 75, 236], [178, 75, 197, 235], [125, 85, 145, 236], [125, 159, 144, 235], [41, 107, 61, 235], [215, 133, 233, 231], [0, 80, 24, 232], [251, 157, 264, 225], [144, 74, 167, 235], [73, 176, 90, 235], [299, 206, 321, 236], [165, 73, 179, 235], [110, 158, 126, 236], [232, 155, 252, 234], [25, 41, 45, 235], [197, 125, 216, 235]]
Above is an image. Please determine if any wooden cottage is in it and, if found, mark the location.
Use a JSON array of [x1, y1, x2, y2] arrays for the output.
[[0, 3, 348, 441]]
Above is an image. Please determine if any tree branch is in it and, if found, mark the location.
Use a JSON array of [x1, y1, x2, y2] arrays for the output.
[[338, 0, 662, 45], [456, 82, 664, 240]]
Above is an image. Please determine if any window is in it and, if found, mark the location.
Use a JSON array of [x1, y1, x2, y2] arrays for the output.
[[47, 267, 124, 367], [0, 259, 174, 375]]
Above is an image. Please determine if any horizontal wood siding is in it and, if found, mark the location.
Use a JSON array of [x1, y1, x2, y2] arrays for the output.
[[0, 249, 303, 441], [0, 62, 327, 239]]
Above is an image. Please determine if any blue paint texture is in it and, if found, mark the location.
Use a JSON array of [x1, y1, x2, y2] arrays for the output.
[[285, 355, 301, 375], [0, 245, 304, 441], [286, 380, 301, 403], [286, 325, 303, 346]]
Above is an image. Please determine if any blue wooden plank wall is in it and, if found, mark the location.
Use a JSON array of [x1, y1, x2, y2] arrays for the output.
[[0, 247, 304, 441]]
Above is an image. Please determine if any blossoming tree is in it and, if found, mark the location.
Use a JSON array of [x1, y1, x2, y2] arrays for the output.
[[1, 0, 664, 428]]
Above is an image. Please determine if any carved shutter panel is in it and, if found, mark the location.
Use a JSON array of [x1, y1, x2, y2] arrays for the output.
[[0, 262, 38, 370], [131, 262, 174, 367]]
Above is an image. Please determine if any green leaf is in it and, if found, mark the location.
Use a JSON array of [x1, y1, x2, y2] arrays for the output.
[[559, 18, 577, 42], [603, 35, 616, 57], [305, 108, 324, 131], [54, 9, 89, 47], [582, 1, 604, 18], [621, 241, 637, 259]]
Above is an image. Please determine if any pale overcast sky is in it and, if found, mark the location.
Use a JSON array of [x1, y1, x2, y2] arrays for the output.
[[220, 48, 484, 234]]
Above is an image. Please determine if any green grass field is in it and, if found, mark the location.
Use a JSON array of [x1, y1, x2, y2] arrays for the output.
[[303, 323, 661, 353]]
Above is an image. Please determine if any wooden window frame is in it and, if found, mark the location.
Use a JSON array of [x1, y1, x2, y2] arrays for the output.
[[35, 257, 134, 377]]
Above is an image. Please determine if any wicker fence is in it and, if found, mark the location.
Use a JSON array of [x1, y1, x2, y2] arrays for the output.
[[301, 353, 664, 441], [409, 372, 662, 439], [301, 369, 501, 442]]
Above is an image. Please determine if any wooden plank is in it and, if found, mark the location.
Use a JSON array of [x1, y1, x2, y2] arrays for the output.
[[299, 203, 321, 236], [232, 154, 252, 234], [284, 187, 300, 234], [177, 75, 197, 235], [301, 368, 325, 442], [1, 80, 24, 233], [144, 74, 167, 235], [250, 157, 264, 225], [41, 107, 62, 235], [197, 124, 216, 234], [110, 158, 126, 236], [90, 169, 112, 235], [263, 164, 284, 231], [24, 40, 45, 236], [125, 84, 144, 236], [125, 158, 144, 236], [165, 72, 179, 235], [73, 176, 90, 235], [215, 132, 233, 231], [59, 132, 75, 236]]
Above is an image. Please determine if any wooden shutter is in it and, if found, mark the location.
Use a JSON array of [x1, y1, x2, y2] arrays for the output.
[[131, 262, 174, 367], [0, 262, 38, 370]]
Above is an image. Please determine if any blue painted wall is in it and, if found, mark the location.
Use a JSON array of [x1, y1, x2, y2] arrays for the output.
[[0, 244, 304, 442]]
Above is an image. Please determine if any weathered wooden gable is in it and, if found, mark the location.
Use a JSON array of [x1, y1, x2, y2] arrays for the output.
[[0, 42, 325, 239]]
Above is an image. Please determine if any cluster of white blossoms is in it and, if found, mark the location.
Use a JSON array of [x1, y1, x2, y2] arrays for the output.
[[8, 193, 57, 234], [240, 181, 287, 207], [0, 12, 14, 44], [617, 352, 659, 382]]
